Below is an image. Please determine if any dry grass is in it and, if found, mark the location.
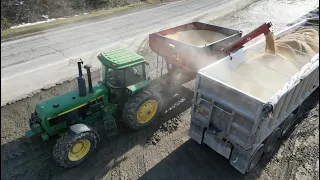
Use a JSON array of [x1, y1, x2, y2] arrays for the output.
[[1, 1, 153, 39]]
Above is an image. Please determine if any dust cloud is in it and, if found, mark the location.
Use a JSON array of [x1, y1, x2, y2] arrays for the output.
[[163, 29, 231, 74]]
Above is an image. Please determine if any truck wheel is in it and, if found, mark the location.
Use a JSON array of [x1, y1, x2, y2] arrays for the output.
[[280, 113, 297, 139], [264, 128, 281, 154], [123, 89, 162, 131], [53, 131, 98, 168], [247, 145, 264, 173]]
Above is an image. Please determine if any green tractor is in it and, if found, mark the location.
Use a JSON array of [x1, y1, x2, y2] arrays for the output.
[[25, 48, 162, 168]]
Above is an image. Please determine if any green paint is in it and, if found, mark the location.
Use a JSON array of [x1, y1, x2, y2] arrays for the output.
[[25, 130, 37, 140], [49, 122, 68, 135], [31, 124, 42, 134], [25, 123, 45, 142], [41, 133, 49, 141], [26, 48, 151, 145], [98, 48, 145, 69], [36, 83, 107, 120], [127, 80, 150, 94]]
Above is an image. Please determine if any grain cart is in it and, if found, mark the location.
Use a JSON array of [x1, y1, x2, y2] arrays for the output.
[[189, 18, 319, 174], [148, 22, 275, 89], [26, 48, 163, 168], [149, 22, 243, 87]]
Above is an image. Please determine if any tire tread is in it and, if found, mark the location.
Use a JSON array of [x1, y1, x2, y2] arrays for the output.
[[52, 131, 97, 168]]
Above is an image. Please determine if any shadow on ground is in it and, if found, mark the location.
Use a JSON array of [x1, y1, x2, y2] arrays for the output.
[[140, 88, 319, 180], [1, 83, 194, 180], [1, 74, 318, 180], [139, 139, 249, 180]]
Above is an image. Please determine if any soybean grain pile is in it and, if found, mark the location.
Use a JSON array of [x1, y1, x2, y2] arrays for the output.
[[165, 30, 227, 46], [207, 26, 319, 102]]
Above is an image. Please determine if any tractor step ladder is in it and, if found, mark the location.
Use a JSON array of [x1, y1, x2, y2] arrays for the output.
[[102, 107, 118, 137], [103, 115, 117, 136]]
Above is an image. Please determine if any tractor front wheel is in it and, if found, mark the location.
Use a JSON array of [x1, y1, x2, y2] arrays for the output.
[[53, 131, 98, 168], [123, 89, 162, 131]]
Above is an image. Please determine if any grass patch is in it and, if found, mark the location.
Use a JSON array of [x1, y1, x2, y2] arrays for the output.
[[1, 1, 153, 39]]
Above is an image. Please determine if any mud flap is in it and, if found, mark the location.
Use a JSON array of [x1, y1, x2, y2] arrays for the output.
[[229, 144, 263, 174], [202, 131, 231, 159], [189, 119, 205, 144], [229, 147, 252, 174]]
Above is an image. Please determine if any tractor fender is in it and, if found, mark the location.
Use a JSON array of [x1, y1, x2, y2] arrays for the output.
[[69, 124, 100, 142]]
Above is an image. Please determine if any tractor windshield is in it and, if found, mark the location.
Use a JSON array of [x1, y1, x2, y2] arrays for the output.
[[101, 66, 125, 88]]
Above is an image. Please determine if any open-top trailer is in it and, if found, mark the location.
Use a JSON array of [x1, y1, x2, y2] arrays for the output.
[[189, 18, 319, 173]]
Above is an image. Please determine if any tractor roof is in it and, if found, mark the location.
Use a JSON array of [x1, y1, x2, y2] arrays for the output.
[[98, 48, 145, 69]]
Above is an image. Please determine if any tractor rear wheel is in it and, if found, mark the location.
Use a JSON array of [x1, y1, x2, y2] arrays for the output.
[[53, 131, 98, 168], [123, 88, 162, 131]]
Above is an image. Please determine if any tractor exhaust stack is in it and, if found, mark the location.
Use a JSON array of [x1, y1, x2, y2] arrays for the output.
[[84, 64, 94, 93], [77, 60, 87, 97]]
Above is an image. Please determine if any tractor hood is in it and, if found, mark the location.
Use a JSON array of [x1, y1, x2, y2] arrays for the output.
[[35, 83, 107, 120]]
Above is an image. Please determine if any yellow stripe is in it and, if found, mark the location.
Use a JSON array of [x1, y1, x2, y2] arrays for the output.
[[47, 96, 104, 120]]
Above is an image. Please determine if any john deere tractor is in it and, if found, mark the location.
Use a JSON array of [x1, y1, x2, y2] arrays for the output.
[[25, 48, 162, 168]]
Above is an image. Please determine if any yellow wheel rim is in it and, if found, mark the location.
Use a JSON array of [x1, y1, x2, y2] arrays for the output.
[[137, 99, 158, 124], [68, 139, 91, 161]]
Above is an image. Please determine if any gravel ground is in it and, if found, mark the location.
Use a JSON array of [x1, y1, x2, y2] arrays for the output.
[[1, 0, 319, 180]]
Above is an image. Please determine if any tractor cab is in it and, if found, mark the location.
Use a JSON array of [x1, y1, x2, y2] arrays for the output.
[[97, 48, 148, 104]]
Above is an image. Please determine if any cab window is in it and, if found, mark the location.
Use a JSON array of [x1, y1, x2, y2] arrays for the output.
[[101, 66, 125, 88], [126, 64, 145, 86]]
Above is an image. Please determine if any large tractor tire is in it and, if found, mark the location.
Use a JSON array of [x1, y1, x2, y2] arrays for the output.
[[123, 89, 162, 131], [53, 131, 98, 168]]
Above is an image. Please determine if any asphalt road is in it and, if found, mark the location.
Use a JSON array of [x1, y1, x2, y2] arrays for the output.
[[0, 0, 255, 106]]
